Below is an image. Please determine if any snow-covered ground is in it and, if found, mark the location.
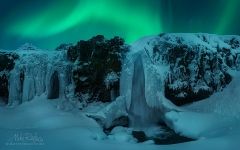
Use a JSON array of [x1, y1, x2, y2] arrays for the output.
[[0, 93, 240, 150]]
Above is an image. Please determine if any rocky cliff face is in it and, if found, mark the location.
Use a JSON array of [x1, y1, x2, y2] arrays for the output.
[[159, 34, 239, 105], [0, 44, 73, 106], [122, 33, 240, 108], [67, 35, 128, 103], [1, 33, 240, 107], [0, 36, 128, 106]]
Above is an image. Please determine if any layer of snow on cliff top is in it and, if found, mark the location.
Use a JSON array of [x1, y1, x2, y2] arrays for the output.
[[131, 33, 240, 53], [163, 33, 240, 49]]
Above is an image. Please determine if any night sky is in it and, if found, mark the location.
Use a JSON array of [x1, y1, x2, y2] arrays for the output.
[[0, 0, 240, 50]]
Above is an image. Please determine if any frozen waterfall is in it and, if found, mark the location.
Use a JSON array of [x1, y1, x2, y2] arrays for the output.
[[128, 54, 157, 127], [120, 36, 177, 128], [8, 50, 72, 105], [121, 52, 165, 128]]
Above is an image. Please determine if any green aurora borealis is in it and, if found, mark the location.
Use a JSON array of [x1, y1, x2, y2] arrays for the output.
[[0, 0, 240, 49]]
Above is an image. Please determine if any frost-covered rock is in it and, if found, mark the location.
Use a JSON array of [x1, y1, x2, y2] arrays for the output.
[[121, 33, 240, 109], [1, 35, 129, 106], [116, 33, 240, 134], [7, 46, 72, 106]]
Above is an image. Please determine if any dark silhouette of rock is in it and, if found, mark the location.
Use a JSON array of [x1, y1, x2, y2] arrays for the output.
[[0, 52, 18, 104], [67, 35, 128, 103], [132, 131, 147, 143]]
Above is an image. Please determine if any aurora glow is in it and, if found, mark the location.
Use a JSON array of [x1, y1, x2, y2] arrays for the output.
[[0, 0, 240, 49], [9, 0, 162, 42], [216, 0, 239, 34]]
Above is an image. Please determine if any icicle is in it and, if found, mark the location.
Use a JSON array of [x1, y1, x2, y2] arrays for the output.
[[8, 68, 22, 105]]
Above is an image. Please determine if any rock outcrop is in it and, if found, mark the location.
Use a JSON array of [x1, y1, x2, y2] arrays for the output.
[[121, 33, 240, 109], [67, 35, 128, 103]]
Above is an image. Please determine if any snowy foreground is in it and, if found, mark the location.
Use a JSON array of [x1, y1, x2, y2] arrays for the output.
[[1, 34, 240, 149], [0, 93, 240, 150]]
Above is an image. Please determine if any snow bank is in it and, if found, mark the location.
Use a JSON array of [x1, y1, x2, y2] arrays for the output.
[[165, 111, 238, 138], [185, 71, 240, 118], [1, 94, 240, 150], [163, 71, 240, 140]]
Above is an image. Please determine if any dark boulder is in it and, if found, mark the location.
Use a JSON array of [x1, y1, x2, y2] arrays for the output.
[[132, 123, 194, 144], [132, 131, 147, 143], [0, 52, 18, 72]]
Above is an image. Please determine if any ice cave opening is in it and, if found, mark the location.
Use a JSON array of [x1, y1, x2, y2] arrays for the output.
[[0, 74, 9, 104], [48, 71, 60, 99], [19, 70, 24, 96]]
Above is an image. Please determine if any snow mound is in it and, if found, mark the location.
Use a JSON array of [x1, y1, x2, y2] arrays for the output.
[[164, 72, 240, 139], [184, 71, 240, 118]]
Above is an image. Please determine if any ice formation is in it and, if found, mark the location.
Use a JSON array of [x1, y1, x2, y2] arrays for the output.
[[120, 36, 173, 128], [8, 46, 73, 106]]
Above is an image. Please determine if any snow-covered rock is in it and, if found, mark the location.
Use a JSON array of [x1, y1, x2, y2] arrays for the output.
[[7, 46, 73, 106], [119, 33, 240, 131], [163, 72, 240, 139], [0, 36, 129, 107], [82, 33, 240, 137], [121, 33, 240, 108]]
